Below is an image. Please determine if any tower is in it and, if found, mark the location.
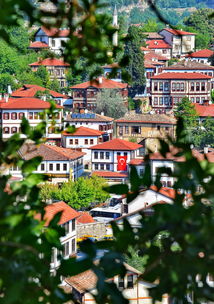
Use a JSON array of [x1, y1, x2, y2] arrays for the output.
[[112, 5, 118, 47]]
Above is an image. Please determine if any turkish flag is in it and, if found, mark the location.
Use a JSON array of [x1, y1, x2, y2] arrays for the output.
[[117, 155, 127, 171]]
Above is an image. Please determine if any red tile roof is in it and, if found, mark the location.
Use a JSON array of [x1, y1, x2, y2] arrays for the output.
[[150, 186, 176, 199], [29, 41, 49, 48], [144, 51, 168, 61], [29, 58, 70, 67], [151, 72, 212, 80], [146, 40, 172, 49], [92, 171, 128, 178], [0, 98, 63, 109], [89, 138, 142, 151], [187, 49, 214, 58], [194, 103, 214, 117], [77, 212, 95, 224], [161, 28, 195, 36], [41, 26, 70, 37], [11, 84, 68, 98], [70, 78, 128, 89], [62, 126, 104, 137], [35, 201, 79, 226], [102, 63, 120, 68], [20, 143, 85, 161]]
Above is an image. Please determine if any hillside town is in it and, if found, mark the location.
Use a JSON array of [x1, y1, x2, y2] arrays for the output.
[[1, 2, 214, 304]]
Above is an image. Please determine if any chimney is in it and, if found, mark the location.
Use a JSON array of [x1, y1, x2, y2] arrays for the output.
[[4, 94, 9, 103], [101, 111, 104, 116], [7, 85, 12, 95], [41, 95, 46, 101], [204, 146, 208, 154], [98, 76, 103, 84]]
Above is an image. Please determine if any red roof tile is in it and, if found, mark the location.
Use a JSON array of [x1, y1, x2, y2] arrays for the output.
[[187, 49, 214, 58], [71, 78, 128, 89], [89, 138, 142, 151], [151, 72, 212, 79], [77, 212, 95, 224], [144, 51, 168, 61], [35, 201, 79, 226], [92, 171, 128, 178], [194, 103, 214, 117], [146, 40, 172, 49], [62, 126, 104, 137], [29, 58, 70, 67], [0, 98, 63, 109], [150, 186, 176, 199], [29, 41, 49, 48], [161, 28, 195, 36], [11, 84, 68, 98]]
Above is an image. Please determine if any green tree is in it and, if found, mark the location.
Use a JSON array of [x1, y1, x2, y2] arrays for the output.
[[39, 182, 59, 202], [34, 66, 50, 87], [192, 116, 214, 148], [47, 77, 60, 92], [174, 96, 199, 130], [0, 73, 17, 93], [95, 89, 128, 119], [125, 26, 145, 96]]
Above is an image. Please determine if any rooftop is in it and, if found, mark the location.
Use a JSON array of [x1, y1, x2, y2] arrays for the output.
[[146, 40, 172, 49], [92, 171, 128, 178], [89, 138, 143, 151], [62, 126, 104, 137], [77, 212, 95, 224], [115, 113, 176, 124], [11, 84, 68, 98], [161, 28, 195, 36], [144, 51, 168, 61], [19, 143, 85, 161], [0, 97, 63, 109], [194, 103, 214, 117], [164, 60, 214, 70], [29, 41, 49, 48], [29, 58, 70, 67], [65, 112, 114, 123], [38, 26, 70, 37], [187, 49, 214, 58], [70, 78, 128, 89], [151, 72, 212, 80], [143, 32, 163, 39]]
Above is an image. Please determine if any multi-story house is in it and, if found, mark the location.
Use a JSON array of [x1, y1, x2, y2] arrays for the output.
[[146, 39, 172, 59], [186, 49, 214, 65], [0, 97, 63, 144], [33, 26, 70, 54], [61, 126, 105, 169], [35, 201, 79, 273], [102, 63, 122, 82], [29, 40, 49, 51], [11, 142, 85, 182], [150, 72, 212, 112], [194, 103, 214, 122], [89, 138, 142, 182], [29, 58, 70, 88], [11, 84, 72, 107], [115, 113, 176, 152], [159, 28, 196, 57], [64, 112, 114, 140], [70, 77, 128, 110]]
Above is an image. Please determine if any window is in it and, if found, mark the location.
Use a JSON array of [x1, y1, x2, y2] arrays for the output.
[[174, 97, 178, 104], [172, 83, 176, 91], [56, 163, 60, 171], [52, 39, 55, 47], [124, 152, 127, 156], [106, 152, 110, 159], [75, 139, 78, 145], [196, 97, 200, 103], [100, 152, 104, 159], [159, 82, 163, 91], [34, 112, 39, 119], [139, 169, 144, 176], [127, 275, 134, 289], [85, 139, 88, 145], [90, 139, 93, 145], [3, 127, 9, 134], [154, 82, 158, 91], [201, 82, 205, 91], [95, 163, 99, 170], [63, 242, 69, 257], [164, 97, 169, 105], [63, 222, 69, 234], [191, 97, 194, 103], [167, 181, 172, 187], [119, 126, 123, 135], [118, 277, 124, 289], [196, 82, 200, 91], [94, 152, 98, 159], [72, 238, 75, 253], [69, 139, 73, 145], [106, 164, 110, 170], [190, 82, 194, 91], [63, 163, 67, 171], [154, 97, 158, 105], [72, 219, 75, 231], [159, 97, 163, 105], [117, 152, 121, 157], [164, 82, 169, 91], [11, 112, 17, 120], [41, 163, 45, 171], [131, 126, 141, 134], [3, 112, 9, 120], [11, 127, 17, 134], [176, 83, 180, 91], [29, 112, 33, 119], [100, 164, 104, 170], [125, 126, 129, 134], [49, 164, 53, 171], [180, 83, 184, 91], [19, 112, 24, 119]]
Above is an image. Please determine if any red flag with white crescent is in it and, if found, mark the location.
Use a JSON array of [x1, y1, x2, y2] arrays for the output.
[[117, 155, 127, 171]]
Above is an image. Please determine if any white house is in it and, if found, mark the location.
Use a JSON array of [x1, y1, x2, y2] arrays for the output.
[[0, 97, 63, 144], [35, 201, 79, 273], [186, 49, 214, 65], [10, 142, 85, 183], [61, 126, 105, 169]]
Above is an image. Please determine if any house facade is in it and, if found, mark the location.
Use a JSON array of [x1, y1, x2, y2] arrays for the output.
[[70, 77, 128, 110], [146, 39, 172, 59], [64, 112, 114, 140], [150, 72, 212, 113], [115, 113, 176, 152], [29, 58, 70, 88], [10, 143, 85, 182], [159, 28, 196, 57], [0, 97, 63, 143], [186, 49, 214, 65]]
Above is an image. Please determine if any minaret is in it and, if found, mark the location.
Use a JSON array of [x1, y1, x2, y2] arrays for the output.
[[112, 5, 118, 47]]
